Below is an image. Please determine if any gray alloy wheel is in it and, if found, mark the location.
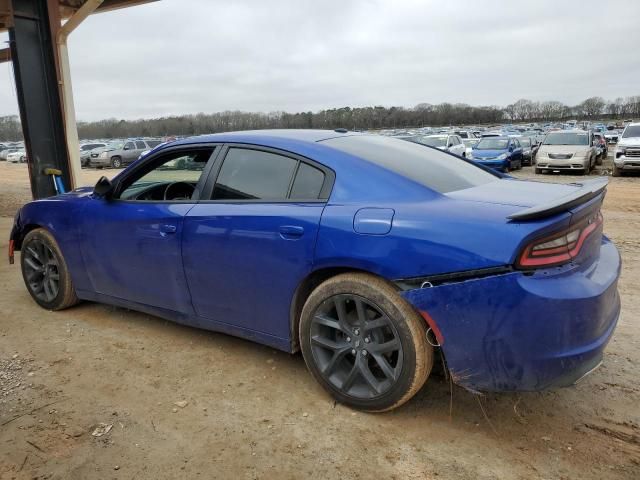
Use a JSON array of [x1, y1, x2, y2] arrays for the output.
[[111, 156, 122, 168], [20, 229, 78, 310], [300, 273, 432, 412]]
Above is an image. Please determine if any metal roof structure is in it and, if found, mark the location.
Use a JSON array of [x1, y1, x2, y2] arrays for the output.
[[0, 0, 156, 33]]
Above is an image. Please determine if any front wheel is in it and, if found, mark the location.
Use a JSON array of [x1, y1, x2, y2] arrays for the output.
[[612, 164, 622, 177], [111, 156, 122, 168], [299, 273, 433, 412], [20, 228, 79, 310]]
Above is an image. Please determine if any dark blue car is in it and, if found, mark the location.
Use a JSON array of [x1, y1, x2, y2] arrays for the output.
[[9, 130, 620, 411], [471, 136, 524, 172]]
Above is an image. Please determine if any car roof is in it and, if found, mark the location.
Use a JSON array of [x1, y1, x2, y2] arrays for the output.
[[172, 129, 363, 146]]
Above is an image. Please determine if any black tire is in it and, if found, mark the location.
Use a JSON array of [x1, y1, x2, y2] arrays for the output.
[[20, 228, 78, 311], [612, 164, 622, 177], [111, 156, 122, 168], [596, 153, 604, 166], [535, 167, 543, 174], [299, 273, 433, 412]]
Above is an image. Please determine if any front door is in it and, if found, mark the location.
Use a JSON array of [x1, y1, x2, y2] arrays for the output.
[[80, 147, 217, 313], [182, 146, 331, 340]]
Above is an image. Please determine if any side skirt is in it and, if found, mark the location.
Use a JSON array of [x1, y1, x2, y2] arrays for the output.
[[76, 289, 292, 353]]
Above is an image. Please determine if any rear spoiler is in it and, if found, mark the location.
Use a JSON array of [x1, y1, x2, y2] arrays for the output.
[[507, 177, 608, 221]]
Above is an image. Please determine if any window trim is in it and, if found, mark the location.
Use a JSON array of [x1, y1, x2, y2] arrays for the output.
[[198, 143, 335, 204], [110, 143, 223, 204]]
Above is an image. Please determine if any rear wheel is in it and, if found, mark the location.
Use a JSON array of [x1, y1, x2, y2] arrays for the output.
[[299, 273, 433, 412], [20, 228, 78, 310], [111, 156, 122, 168]]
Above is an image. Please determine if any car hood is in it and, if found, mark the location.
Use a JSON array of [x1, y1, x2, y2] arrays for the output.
[[447, 178, 579, 208], [618, 137, 640, 147], [539, 145, 589, 155], [472, 149, 507, 158]]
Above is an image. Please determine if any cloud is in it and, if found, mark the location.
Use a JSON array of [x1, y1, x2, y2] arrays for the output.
[[0, 0, 639, 121]]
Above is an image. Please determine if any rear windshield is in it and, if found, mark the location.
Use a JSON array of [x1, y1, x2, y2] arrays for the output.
[[476, 138, 509, 149], [544, 132, 589, 145], [622, 125, 640, 138], [323, 135, 498, 193]]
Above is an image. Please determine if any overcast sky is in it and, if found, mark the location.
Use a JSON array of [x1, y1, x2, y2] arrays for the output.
[[1, 0, 639, 121]]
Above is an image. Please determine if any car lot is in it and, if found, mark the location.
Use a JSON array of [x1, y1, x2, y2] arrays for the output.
[[0, 156, 638, 479]]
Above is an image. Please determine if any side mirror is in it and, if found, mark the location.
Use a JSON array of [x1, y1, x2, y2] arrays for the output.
[[123, 145, 130, 150], [93, 176, 114, 198]]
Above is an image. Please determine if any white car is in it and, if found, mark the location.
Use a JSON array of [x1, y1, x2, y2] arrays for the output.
[[613, 122, 640, 177], [6, 150, 27, 163], [411, 134, 467, 157]]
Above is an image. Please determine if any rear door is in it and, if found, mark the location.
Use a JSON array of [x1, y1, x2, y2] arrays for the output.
[[182, 145, 333, 339]]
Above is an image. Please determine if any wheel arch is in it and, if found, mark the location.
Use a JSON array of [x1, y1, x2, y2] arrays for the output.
[[289, 266, 390, 353]]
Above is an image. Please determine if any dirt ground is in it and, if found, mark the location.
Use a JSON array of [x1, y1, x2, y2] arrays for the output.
[[0, 157, 638, 480]]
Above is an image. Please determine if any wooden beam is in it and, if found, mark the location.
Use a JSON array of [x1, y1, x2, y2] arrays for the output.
[[0, 47, 10, 63]]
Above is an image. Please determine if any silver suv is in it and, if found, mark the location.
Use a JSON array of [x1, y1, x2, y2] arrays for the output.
[[89, 139, 162, 168], [613, 122, 640, 176]]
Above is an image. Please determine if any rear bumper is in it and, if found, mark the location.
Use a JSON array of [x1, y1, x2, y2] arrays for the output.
[[401, 237, 621, 392]]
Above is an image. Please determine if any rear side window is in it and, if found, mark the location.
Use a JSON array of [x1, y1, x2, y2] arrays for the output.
[[290, 163, 325, 199], [212, 148, 298, 200], [323, 135, 498, 194], [147, 140, 162, 148]]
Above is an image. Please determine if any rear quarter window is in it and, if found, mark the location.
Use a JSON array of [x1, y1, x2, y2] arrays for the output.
[[322, 135, 498, 193]]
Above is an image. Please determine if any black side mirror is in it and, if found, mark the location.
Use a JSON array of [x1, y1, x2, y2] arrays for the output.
[[93, 176, 114, 199]]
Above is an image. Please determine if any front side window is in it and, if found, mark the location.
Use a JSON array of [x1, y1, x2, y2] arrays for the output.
[[135, 141, 147, 149], [119, 148, 214, 201], [212, 148, 298, 200], [124, 142, 135, 150]]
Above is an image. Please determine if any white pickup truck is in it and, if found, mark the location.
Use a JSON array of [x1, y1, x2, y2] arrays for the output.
[[613, 122, 640, 176]]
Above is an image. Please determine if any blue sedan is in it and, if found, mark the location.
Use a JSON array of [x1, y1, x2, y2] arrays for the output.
[[471, 136, 524, 172], [9, 130, 620, 411]]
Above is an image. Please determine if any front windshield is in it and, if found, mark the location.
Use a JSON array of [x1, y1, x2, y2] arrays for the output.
[[463, 139, 479, 147], [107, 142, 124, 149], [475, 138, 509, 150], [414, 136, 447, 148], [544, 132, 589, 145], [622, 125, 640, 138]]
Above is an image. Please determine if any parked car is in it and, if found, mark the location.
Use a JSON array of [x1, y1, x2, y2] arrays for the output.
[[515, 136, 538, 166], [613, 122, 640, 177], [462, 138, 480, 158], [407, 134, 467, 157], [89, 139, 162, 168], [79, 142, 107, 167], [454, 130, 478, 139], [470, 136, 523, 172], [535, 130, 598, 175], [6, 150, 27, 163], [604, 130, 621, 144], [0, 148, 20, 161], [9, 130, 620, 411], [591, 132, 607, 164]]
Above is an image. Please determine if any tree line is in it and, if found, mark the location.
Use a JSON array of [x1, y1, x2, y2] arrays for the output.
[[1, 95, 639, 142]]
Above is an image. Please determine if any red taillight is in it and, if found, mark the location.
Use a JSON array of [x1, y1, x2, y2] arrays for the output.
[[516, 211, 603, 269]]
